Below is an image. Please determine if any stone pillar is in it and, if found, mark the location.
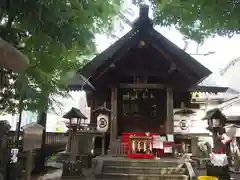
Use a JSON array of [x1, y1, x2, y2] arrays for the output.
[[70, 129, 77, 161], [110, 88, 118, 146], [66, 130, 72, 152], [191, 136, 199, 157], [166, 88, 174, 134]]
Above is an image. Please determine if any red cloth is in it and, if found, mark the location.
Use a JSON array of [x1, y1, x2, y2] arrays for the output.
[[217, 146, 225, 154], [216, 137, 232, 154]]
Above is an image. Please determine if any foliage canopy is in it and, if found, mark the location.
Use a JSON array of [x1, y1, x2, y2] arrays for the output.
[[133, 0, 240, 42], [0, 0, 121, 114]]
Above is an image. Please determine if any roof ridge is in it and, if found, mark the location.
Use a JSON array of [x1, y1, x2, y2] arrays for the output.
[[220, 56, 240, 75]]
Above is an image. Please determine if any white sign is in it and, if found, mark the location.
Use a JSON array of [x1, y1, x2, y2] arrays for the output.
[[10, 148, 19, 163], [167, 134, 174, 142], [164, 147, 172, 153], [160, 136, 167, 141], [152, 135, 163, 149]]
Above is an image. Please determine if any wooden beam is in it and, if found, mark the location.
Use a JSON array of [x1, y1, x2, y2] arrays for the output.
[[116, 70, 169, 77], [120, 83, 165, 89], [166, 88, 174, 134], [110, 88, 118, 149]]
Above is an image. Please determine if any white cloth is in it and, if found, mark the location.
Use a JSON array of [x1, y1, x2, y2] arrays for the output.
[[221, 134, 231, 144], [210, 153, 228, 166]]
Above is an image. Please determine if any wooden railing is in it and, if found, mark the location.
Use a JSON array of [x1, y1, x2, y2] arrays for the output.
[[8, 131, 68, 145], [111, 140, 128, 157], [45, 132, 68, 145]]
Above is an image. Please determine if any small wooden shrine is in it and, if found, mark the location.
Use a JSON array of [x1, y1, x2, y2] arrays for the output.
[[68, 5, 229, 159]]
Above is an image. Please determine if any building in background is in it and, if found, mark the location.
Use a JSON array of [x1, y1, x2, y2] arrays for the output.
[[220, 56, 240, 92]]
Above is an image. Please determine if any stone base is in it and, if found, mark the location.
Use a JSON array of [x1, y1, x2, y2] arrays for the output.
[[56, 151, 94, 168], [206, 162, 230, 179], [56, 151, 71, 163], [61, 161, 84, 179]]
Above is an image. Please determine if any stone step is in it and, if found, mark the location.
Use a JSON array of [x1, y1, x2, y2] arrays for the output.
[[103, 166, 187, 175], [100, 172, 189, 180], [103, 158, 185, 168]]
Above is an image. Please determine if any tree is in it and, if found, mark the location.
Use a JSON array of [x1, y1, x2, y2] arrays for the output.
[[0, 0, 122, 172], [0, 0, 122, 114], [133, 0, 240, 42]]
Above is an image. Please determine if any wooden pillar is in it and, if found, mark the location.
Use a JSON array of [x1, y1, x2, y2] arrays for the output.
[[102, 134, 105, 155], [110, 88, 118, 146], [166, 88, 174, 134], [191, 136, 199, 157]]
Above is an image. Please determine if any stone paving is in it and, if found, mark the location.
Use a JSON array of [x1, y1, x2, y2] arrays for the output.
[[34, 161, 240, 180], [36, 169, 62, 180], [35, 169, 240, 180]]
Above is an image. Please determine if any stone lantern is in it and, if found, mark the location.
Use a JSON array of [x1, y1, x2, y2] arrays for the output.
[[62, 107, 87, 177], [63, 107, 87, 154], [202, 108, 227, 137], [202, 108, 230, 179], [202, 108, 227, 152]]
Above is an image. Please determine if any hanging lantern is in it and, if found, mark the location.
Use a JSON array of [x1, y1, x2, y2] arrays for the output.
[[142, 89, 149, 99], [131, 89, 138, 100], [150, 92, 154, 99], [93, 102, 111, 133], [123, 92, 130, 100]]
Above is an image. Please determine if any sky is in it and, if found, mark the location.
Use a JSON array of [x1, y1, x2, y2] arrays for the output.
[[95, 2, 240, 74]]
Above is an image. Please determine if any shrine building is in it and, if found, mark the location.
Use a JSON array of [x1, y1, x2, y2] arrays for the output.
[[68, 5, 228, 157]]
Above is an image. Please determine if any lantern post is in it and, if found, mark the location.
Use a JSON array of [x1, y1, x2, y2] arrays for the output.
[[93, 103, 111, 155], [62, 107, 87, 177]]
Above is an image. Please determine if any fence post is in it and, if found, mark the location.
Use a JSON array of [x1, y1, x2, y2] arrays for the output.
[[24, 150, 33, 180]]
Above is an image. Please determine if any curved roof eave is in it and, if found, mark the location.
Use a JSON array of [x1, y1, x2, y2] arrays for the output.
[[0, 38, 29, 73]]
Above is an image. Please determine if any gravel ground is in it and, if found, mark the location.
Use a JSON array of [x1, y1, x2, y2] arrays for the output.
[[230, 172, 240, 180], [36, 169, 62, 180]]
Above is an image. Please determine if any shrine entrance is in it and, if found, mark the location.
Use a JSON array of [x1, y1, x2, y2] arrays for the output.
[[119, 88, 166, 134]]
